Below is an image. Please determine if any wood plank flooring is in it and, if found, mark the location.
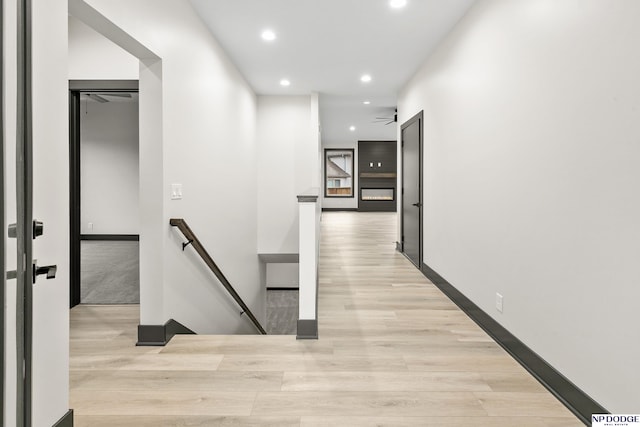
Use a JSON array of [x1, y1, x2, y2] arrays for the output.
[[70, 212, 583, 426]]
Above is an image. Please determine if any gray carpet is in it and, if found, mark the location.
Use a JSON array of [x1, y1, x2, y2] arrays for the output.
[[266, 290, 298, 335], [81, 241, 139, 304]]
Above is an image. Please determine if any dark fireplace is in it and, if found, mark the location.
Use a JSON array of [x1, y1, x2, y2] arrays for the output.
[[361, 188, 395, 201]]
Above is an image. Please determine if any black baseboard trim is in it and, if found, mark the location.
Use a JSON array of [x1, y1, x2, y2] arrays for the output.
[[267, 287, 299, 291], [165, 319, 196, 342], [296, 319, 318, 339], [419, 263, 606, 426], [137, 324, 165, 346], [137, 319, 195, 346], [80, 234, 139, 241], [52, 409, 73, 427], [258, 253, 299, 263], [321, 208, 358, 212], [357, 207, 397, 213]]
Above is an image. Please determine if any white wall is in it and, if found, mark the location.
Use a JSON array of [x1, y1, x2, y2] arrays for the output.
[[266, 263, 299, 288], [257, 95, 315, 254], [68, 15, 138, 80], [4, 0, 70, 425], [398, 0, 640, 412], [72, 0, 264, 334], [81, 98, 139, 234], [256, 95, 320, 289], [71, 13, 140, 237], [310, 93, 321, 191]]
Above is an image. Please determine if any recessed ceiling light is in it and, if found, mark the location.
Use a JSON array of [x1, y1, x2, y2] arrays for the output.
[[261, 29, 276, 41], [360, 74, 372, 83], [349, 126, 356, 131], [363, 101, 371, 105], [390, 0, 407, 9]]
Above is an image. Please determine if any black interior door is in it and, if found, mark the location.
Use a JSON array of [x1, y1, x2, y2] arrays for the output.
[[401, 111, 423, 268]]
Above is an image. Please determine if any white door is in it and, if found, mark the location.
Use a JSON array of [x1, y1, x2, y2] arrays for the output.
[[3, 0, 69, 425]]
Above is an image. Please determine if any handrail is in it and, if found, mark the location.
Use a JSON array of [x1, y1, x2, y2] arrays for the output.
[[170, 218, 267, 335]]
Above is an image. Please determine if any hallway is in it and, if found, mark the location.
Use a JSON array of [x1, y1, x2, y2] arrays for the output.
[[69, 212, 582, 426]]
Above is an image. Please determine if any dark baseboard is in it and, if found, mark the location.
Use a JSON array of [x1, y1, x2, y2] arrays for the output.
[[137, 319, 195, 346], [419, 263, 606, 426], [267, 287, 299, 291], [137, 324, 165, 346], [296, 319, 318, 339], [165, 319, 196, 342], [321, 208, 358, 212], [80, 234, 139, 241], [52, 409, 73, 427], [258, 253, 299, 263]]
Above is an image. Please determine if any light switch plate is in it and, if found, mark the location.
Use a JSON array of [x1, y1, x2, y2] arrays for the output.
[[171, 184, 183, 200]]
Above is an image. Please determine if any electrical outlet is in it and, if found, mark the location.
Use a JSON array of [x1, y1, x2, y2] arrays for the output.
[[495, 293, 504, 313], [171, 184, 183, 200]]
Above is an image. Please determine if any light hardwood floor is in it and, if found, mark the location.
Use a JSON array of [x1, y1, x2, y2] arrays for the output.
[[70, 212, 583, 426]]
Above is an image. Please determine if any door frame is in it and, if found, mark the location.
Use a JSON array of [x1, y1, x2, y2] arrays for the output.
[[16, 0, 35, 423], [3, 0, 36, 422], [68, 80, 139, 307], [400, 111, 423, 269]]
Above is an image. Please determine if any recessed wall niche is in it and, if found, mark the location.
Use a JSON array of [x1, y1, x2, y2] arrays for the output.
[[357, 140, 397, 212]]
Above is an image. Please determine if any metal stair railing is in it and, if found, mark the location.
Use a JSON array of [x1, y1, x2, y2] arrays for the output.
[[170, 218, 266, 334]]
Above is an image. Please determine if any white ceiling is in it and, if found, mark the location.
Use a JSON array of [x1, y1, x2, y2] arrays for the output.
[[189, 0, 475, 143]]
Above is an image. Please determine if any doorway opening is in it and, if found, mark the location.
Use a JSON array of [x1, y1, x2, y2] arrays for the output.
[[69, 81, 139, 307]]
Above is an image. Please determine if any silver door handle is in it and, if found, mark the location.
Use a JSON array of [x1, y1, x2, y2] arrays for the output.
[[412, 202, 422, 207]]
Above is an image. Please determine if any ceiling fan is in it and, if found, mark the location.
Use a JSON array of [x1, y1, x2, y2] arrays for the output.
[[84, 92, 132, 103], [373, 108, 397, 125]]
